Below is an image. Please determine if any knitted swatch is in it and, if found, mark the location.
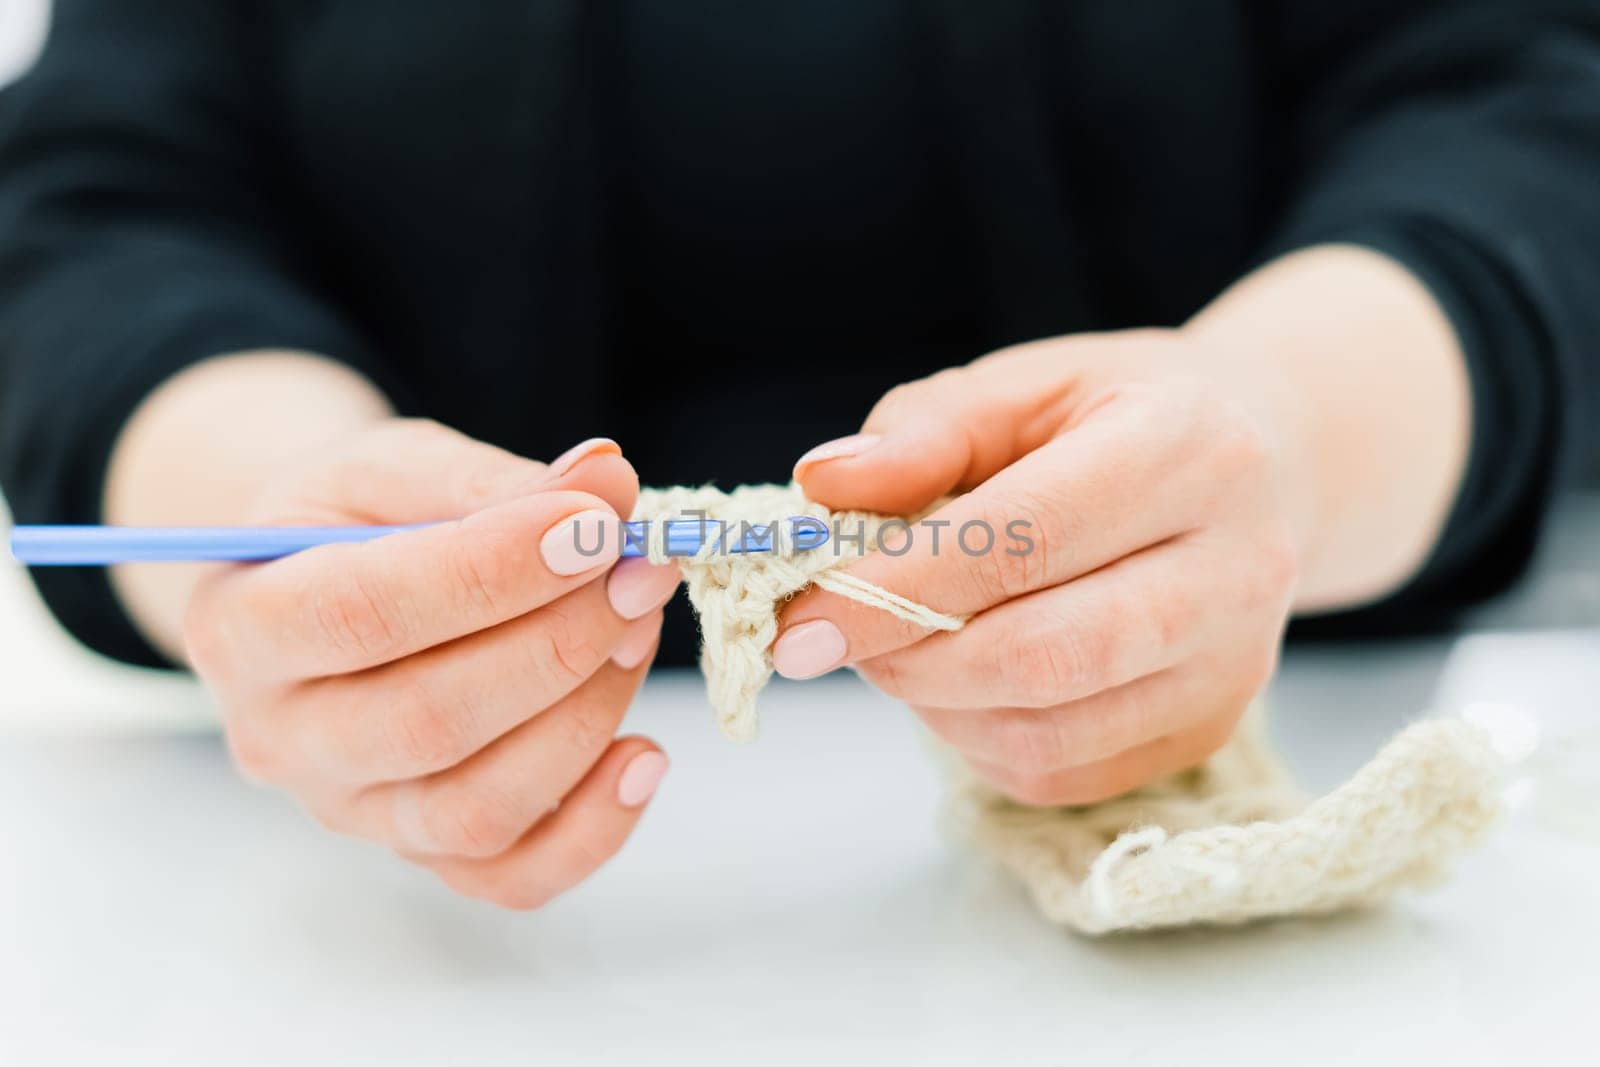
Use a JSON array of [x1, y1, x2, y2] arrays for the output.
[[633, 484, 1502, 933]]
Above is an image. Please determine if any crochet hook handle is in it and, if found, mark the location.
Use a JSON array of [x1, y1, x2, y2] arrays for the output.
[[10, 518, 829, 565]]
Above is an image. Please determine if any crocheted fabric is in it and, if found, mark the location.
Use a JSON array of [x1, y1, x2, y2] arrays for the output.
[[632, 484, 962, 743], [953, 709, 1501, 933], [633, 484, 1503, 933]]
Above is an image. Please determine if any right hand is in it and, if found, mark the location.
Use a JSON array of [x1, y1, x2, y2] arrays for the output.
[[180, 419, 683, 909]]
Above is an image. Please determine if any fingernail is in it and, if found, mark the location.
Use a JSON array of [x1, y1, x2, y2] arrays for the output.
[[547, 437, 621, 479], [540, 508, 621, 575], [611, 614, 661, 669], [617, 750, 668, 808], [793, 433, 881, 476], [606, 557, 682, 619], [771, 619, 847, 680]]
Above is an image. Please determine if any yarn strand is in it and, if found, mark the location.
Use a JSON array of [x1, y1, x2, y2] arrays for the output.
[[811, 570, 967, 632]]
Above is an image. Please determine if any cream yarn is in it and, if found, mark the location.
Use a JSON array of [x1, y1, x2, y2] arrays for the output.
[[632, 483, 962, 743], [634, 484, 1502, 932], [953, 709, 1502, 933]]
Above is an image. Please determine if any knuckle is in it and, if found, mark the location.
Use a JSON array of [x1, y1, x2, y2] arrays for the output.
[[1109, 378, 1179, 423], [1252, 530, 1301, 605], [1208, 409, 1274, 480], [1118, 377, 1218, 465], [525, 606, 601, 694], [312, 567, 410, 663], [324, 438, 404, 504], [384, 678, 477, 772], [854, 655, 908, 701], [1152, 579, 1202, 653], [457, 458, 508, 506], [1068, 702, 1130, 764], [423, 783, 527, 858], [558, 699, 616, 759], [970, 510, 1034, 602], [390, 416, 453, 448], [989, 711, 1067, 776], [318, 458, 371, 511], [458, 454, 544, 509], [446, 539, 514, 620], [869, 375, 944, 425], [871, 381, 921, 419], [1001, 623, 1099, 706], [223, 722, 279, 783]]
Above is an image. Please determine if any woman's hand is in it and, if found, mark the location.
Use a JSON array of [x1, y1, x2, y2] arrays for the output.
[[777, 247, 1471, 806], [776, 329, 1302, 805], [179, 419, 681, 907]]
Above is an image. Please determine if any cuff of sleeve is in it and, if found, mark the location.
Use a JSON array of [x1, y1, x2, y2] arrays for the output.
[[1272, 218, 1561, 635]]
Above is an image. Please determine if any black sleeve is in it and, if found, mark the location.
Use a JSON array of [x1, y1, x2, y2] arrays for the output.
[[0, 1, 396, 666], [1261, 0, 1600, 634]]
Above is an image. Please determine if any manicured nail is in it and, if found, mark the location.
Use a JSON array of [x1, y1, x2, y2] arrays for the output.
[[607, 557, 682, 619], [771, 619, 847, 680], [793, 433, 881, 476], [611, 614, 662, 669], [547, 437, 621, 479], [539, 508, 620, 575], [617, 750, 668, 808]]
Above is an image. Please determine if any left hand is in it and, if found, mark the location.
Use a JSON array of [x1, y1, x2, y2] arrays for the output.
[[775, 329, 1301, 805]]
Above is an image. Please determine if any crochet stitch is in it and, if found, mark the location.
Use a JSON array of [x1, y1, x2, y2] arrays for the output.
[[633, 484, 1502, 933], [632, 483, 962, 743]]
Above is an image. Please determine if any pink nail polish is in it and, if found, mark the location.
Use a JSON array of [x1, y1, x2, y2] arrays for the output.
[[771, 619, 848, 680], [611, 614, 661, 669], [617, 750, 668, 808], [793, 433, 881, 475], [606, 557, 682, 619], [539, 508, 620, 575], [547, 437, 621, 479]]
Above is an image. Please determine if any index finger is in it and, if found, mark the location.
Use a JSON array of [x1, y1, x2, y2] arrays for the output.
[[192, 490, 624, 679], [774, 402, 1209, 674]]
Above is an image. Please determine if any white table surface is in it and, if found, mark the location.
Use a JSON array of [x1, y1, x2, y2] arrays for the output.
[[2, 501, 1598, 1067]]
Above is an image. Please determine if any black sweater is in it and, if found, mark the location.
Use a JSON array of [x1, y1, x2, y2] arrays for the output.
[[2, 1, 1598, 668]]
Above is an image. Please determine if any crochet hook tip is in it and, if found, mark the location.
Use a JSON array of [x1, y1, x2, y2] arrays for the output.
[[636, 516, 830, 558]]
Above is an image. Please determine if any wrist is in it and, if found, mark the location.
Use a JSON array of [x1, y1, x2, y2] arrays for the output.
[[1175, 321, 1322, 576], [1182, 246, 1472, 611], [104, 351, 392, 661]]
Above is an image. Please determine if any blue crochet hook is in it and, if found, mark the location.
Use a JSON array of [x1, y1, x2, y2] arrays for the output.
[[10, 518, 830, 565]]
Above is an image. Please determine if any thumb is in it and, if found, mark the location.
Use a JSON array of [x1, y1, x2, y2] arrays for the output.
[[794, 347, 1076, 515], [263, 420, 639, 524]]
